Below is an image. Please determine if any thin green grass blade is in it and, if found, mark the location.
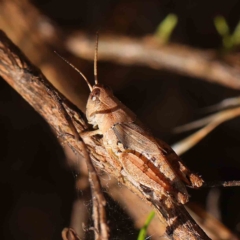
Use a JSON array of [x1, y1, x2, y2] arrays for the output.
[[155, 14, 178, 43], [137, 211, 155, 240]]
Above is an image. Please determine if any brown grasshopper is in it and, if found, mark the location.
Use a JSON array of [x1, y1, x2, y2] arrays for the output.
[[85, 79, 204, 205], [55, 44, 203, 207]]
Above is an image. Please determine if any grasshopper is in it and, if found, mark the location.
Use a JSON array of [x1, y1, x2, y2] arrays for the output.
[[55, 42, 203, 207], [85, 79, 204, 205]]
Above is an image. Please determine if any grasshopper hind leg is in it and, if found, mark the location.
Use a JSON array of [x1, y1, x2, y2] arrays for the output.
[[157, 139, 204, 189]]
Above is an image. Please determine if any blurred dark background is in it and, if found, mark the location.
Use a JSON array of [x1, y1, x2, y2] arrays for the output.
[[1, 0, 240, 239]]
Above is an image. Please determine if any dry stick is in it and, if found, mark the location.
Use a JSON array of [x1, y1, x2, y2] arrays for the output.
[[0, 30, 210, 240], [172, 107, 240, 155], [66, 33, 240, 90], [187, 203, 239, 240], [78, 139, 109, 240], [65, 106, 109, 240], [62, 228, 80, 240]]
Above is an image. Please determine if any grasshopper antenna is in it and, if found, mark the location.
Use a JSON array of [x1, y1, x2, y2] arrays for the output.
[[188, 180, 240, 188], [203, 180, 240, 188], [94, 32, 99, 85], [54, 51, 93, 91]]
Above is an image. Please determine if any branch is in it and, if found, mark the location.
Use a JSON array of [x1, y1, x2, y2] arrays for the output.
[[172, 106, 240, 155], [79, 139, 109, 240], [66, 33, 240, 90]]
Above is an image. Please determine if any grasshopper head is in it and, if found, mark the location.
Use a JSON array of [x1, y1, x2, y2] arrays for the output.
[[86, 84, 115, 128], [86, 84, 136, 131]]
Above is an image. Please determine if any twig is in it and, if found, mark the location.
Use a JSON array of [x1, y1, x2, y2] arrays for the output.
[[67, 113, 109, 239], [78, 137, 109, 240], [62, 228, 80, 240], [199, 96, 240, 113], [172, 106, 240, 155], [187, 203, 239, 240], [66, 33, 240, 90], [0, 30, 211, 239]]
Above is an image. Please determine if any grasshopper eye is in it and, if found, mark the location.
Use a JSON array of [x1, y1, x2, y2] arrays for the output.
[[91, 88, 100, 101]]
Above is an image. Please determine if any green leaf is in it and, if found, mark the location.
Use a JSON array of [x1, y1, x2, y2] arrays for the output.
[[214, 16, 233, 50], [137, 211, 155, 240], [232, 20, 240, 46], [155, 14, 178, 43], [214, 16, 229, 37]]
